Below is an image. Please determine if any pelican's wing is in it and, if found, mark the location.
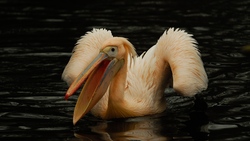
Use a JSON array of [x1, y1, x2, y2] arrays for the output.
[[62, 28, 113, 85], [155, 28, 208, 96]]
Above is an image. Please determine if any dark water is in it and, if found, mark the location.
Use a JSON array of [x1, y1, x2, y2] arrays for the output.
[[1, 0, 250, 140]]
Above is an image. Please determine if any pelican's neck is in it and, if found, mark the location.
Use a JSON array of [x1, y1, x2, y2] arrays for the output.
[[108, 56, 128, 102], [104, 55, 131, 119]]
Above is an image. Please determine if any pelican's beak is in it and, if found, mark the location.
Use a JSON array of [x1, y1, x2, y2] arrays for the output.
[[65, 52, 124, 125]]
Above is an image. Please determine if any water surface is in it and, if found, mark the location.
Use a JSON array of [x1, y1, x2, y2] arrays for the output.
[[1, 0, 250, 140]]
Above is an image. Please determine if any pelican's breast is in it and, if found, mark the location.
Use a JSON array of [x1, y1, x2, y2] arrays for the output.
[[123, 47, 168, 115]]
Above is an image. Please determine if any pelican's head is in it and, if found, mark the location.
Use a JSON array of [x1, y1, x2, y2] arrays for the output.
[[65, 37, 136, 124]]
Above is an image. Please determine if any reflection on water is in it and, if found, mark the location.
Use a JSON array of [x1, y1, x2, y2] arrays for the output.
[[1, 0, 250, 140], [75, 117, 170, 141], [72, 97, 209, 141]]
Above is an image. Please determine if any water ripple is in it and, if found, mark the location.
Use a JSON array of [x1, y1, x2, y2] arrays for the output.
[[0, 0, 250, 140]]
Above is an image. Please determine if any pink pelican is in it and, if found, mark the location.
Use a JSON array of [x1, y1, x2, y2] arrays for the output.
[[62, 28, 208, 124]]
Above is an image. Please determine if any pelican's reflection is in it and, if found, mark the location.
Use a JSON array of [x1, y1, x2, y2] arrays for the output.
[[74, 115, 170, 141], [73, 97, 209, 140]]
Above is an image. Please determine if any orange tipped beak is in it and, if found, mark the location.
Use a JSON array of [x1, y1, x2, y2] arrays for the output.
[[64, 52, 124, 125]]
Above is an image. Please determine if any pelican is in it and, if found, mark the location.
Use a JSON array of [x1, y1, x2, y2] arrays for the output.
[[62, 28, 208, 124]]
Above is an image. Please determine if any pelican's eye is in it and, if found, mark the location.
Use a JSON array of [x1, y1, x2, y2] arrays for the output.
[[104, 46, 118, 58]]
